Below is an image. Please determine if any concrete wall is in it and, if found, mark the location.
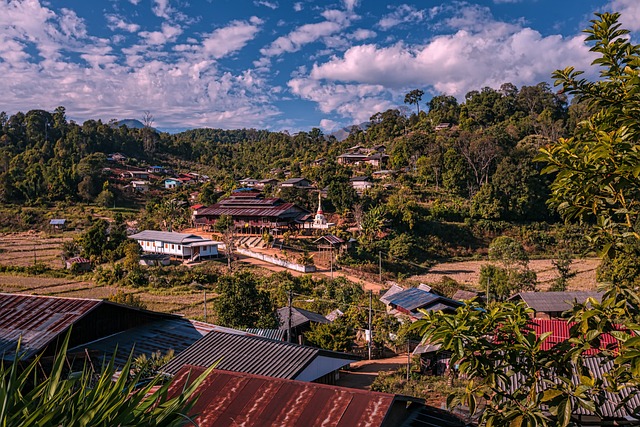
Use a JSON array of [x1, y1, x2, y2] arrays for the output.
[[237, 248, 316, 273]]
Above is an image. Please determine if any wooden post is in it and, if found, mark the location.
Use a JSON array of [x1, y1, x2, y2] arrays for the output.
[[368, 290, 372, 360]]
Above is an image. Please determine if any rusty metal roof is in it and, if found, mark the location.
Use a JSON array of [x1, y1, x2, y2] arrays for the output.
[[196, 194, 310, 219], [167, 366, 436, 427], [0, 293, 102, 361]]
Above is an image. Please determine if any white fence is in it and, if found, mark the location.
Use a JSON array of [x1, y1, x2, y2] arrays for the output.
[[237, 248, 316, 273]]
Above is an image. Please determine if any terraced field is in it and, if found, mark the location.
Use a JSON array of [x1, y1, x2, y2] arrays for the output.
[[0, 232, 73, 268]]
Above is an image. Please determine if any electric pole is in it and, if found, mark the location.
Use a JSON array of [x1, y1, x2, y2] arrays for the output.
[[378, 251, 382, 282], [287, 289, 293, 343], [407, 340, 410, 382], [368, 290, 372, 360], [203, 288, 207, 323]]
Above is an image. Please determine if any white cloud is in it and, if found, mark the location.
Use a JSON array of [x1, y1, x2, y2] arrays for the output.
[[343, 0, 359, 12], [199, 19, 262, 59], [260, 10, 353, 57], [493, 0, 522, 3], [106, 14, 140, 33], [293, 2, 303, 12], [254, 0, 278, 9], [350, 28, 376, 40], [607, 0, 640, 31], [138, 23, 182, 45], [152, 0, 172, 19], [378, 4, 425, 30], [319, 118, 339, 131]]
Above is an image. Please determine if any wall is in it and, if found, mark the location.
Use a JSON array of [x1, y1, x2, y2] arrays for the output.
[[237, 248, 315, 273]]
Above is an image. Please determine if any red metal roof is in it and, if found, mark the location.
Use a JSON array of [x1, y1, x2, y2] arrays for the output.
[[0, 293, 102, 360], [168, 366, 410, 427], [527, 319, 619, 354]]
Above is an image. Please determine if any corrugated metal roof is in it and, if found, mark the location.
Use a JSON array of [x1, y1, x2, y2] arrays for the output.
[[0, 293, 102, 361], [380, 284, 405, 305], [161, 330, 357, 379], [527, 319, 619, 355], [246, 328, 286, 341], [313, 234, 345, 245], [49, 219, 66, 225], [277, 306, 331, 330], [510, 291, 604, 314], [388, 288, 461, 313], [506, 356, 640, 419], [68, 318, 238, 367], [196, 202, 308, 219], [168, 366, 445, 427], [128, 230, 207, 244]]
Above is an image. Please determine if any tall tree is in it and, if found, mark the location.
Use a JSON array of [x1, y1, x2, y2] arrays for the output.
[[404, 89, 424, 115]]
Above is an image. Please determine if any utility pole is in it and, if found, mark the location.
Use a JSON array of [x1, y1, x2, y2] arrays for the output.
[[330, 246, 333, 279], [378, 251, 382, 282], [203, 288, 207, 323], [406, 340, 411, 382], [368, 290, 372, 360], [287, 289, 293, 343], [487, 277, 490, 304]]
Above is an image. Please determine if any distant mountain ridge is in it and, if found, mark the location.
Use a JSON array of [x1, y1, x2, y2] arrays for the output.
[[116, 119, 147, 129], [330, 122, 370, 141]]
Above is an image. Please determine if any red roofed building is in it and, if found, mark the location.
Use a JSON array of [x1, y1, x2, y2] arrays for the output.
[[527, 318, 620, 355], [167, 366, 469, 427], [194, 190, 310, 234]]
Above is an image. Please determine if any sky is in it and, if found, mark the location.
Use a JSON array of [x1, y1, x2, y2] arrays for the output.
[[0, 0, 638, 133]]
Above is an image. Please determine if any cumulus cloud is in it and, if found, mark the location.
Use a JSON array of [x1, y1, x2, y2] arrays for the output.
[[607, 0, 640, 31], [106, 14, 140, 33], [350, 28, 376, 40], [343, 0, 359, 12], [254, 0, 278, 9], [293, 2, 303, 12], [319, 118, 339, 131], [289, 5, 596, 123], [378, 4, 426, 30], [260, 10, 353, 57], [0, 2, 279, 129], [138, 23, 182, 45]]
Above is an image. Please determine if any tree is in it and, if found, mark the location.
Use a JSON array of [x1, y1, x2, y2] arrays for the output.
[[213, 271, 278, 329], [537, 12, 640, 253], [404, 89, 424, 115], [481, 236, 537, 300], [304, 319, 355, 352], [215, 214, 235, 270], [107, 289, 147, 310]]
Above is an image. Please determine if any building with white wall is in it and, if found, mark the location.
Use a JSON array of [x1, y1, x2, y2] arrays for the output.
[[129, 230, 220, 262]]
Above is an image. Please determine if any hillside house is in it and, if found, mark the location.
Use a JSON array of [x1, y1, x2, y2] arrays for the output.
[[130, 180, 149, 192], [239, 177, 259, 187], [49, 218, 66, 231], [65, 257, 91, 271], [278, 306, 331, 344], [147, 165, 167, 174], [280, 177, 312, 189], [129, 230, 220, 262], [255, 178, 279, 188], [350, 176, 373, 192], [364, 153, 389, 168], [164, 178, 181, 189], [121, 169, 149, 180], [337, 152, 368, 165], [381, 287, 462, 320], [509, 291, 604, 319], [193, 190, 310, 234]]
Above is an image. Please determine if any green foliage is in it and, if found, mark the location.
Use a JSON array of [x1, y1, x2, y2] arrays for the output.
[[551, 249, 575, 291], [0, 331, 212, 427], [304, 319, 355, 352], [538, 12, 640, 251], [596, 241, 640, 287], [213, 271, 278, 329], [106, 289, 147, 309], [132, 350, 174, 379]]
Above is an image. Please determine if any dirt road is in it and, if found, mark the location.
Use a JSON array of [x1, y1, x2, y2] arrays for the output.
[[336, 355, 408, 390]]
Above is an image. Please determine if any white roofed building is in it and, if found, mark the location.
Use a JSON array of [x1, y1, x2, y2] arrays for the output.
[[129, 230, 221, 262]]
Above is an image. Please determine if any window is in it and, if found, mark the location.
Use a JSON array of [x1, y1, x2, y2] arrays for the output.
[[171, 244, 175, 249], [178, 245, 181, 250], [165, 243, 168, 248]]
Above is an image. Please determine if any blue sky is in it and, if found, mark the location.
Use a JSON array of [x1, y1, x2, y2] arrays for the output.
[[0, 0, 637, 133]]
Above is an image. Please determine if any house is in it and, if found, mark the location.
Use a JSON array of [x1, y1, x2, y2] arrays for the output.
[[65, 257, 91, 271], [364, 153, 389, 168], [278, 306, 331, 344], [121, 169, 149, 180], [337, 152, 368, 165], [372, 169, 397, 180], [254, 178, 279, 189], [129, 230, 220, 262], [49, 218, 66, 231], [435, 123, 452, 131], [164, 178, 181, 189], [107, 152, 128, 162], [131, 180, 149, 192], [245, 328, 286, 341], [165, 367, 468, 427], [280, 177, 312, 189], [452, 289, 486, 303], [350, 176, 373, 192], [147, 165, 167, 174], [194, 190, 310, 235], [509, 291, 604, 319], [239, 177, 260, 187], [0, 293, 183, 363], [382, 287, 463, 320], [161, 330, 359, 384], [314, 235, 346, 256], [312, 157, 326, 166]]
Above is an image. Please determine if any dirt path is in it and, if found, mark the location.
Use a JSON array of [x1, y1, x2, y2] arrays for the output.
[[336, 355, 408, 390]]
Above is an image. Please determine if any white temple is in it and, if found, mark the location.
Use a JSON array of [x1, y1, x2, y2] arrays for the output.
[[311, 192, 335, 229]]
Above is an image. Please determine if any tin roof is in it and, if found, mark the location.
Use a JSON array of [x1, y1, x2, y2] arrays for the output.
[[527, 319, 619, 355], [161, 330, 358, 379], [387, 288, 462, 313], [49, 219, 66, 225], [313, 234, 345, 245], [69, 319, 247, 367], [67, 257, 90, 264], [167, 366, 440, 427], [196, 195, 310, 219], [128, 230, 212, 245], [510, 291, 604, 314], [380, 284, 405, 305], [277, 306, 331, 329], [245, 328, 286, 341], [0, 293, 102, 361]]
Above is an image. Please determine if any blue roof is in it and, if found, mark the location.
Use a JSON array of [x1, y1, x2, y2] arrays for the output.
[[387, 288, 461, 312], [49, 219, 66, 225]]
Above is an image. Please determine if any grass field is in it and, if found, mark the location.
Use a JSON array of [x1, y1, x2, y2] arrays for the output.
[[411, 258, 601, 291], [0, 231, 74, 268]]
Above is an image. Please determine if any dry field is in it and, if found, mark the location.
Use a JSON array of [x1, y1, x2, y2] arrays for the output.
[[0, 231, 74, 268], [411, 258, 601, 291]]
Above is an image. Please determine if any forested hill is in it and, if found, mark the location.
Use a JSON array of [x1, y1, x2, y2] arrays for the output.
[[0, 81, 588, 221]]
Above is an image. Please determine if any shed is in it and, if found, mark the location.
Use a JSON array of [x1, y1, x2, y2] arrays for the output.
[[509, 291, 604, 319], [278, 306, 331, 344], [165, 367, 468, 427], [65, 257, 91, 271], [49, 218, 66, 230], [384, 288, 462, 320]]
